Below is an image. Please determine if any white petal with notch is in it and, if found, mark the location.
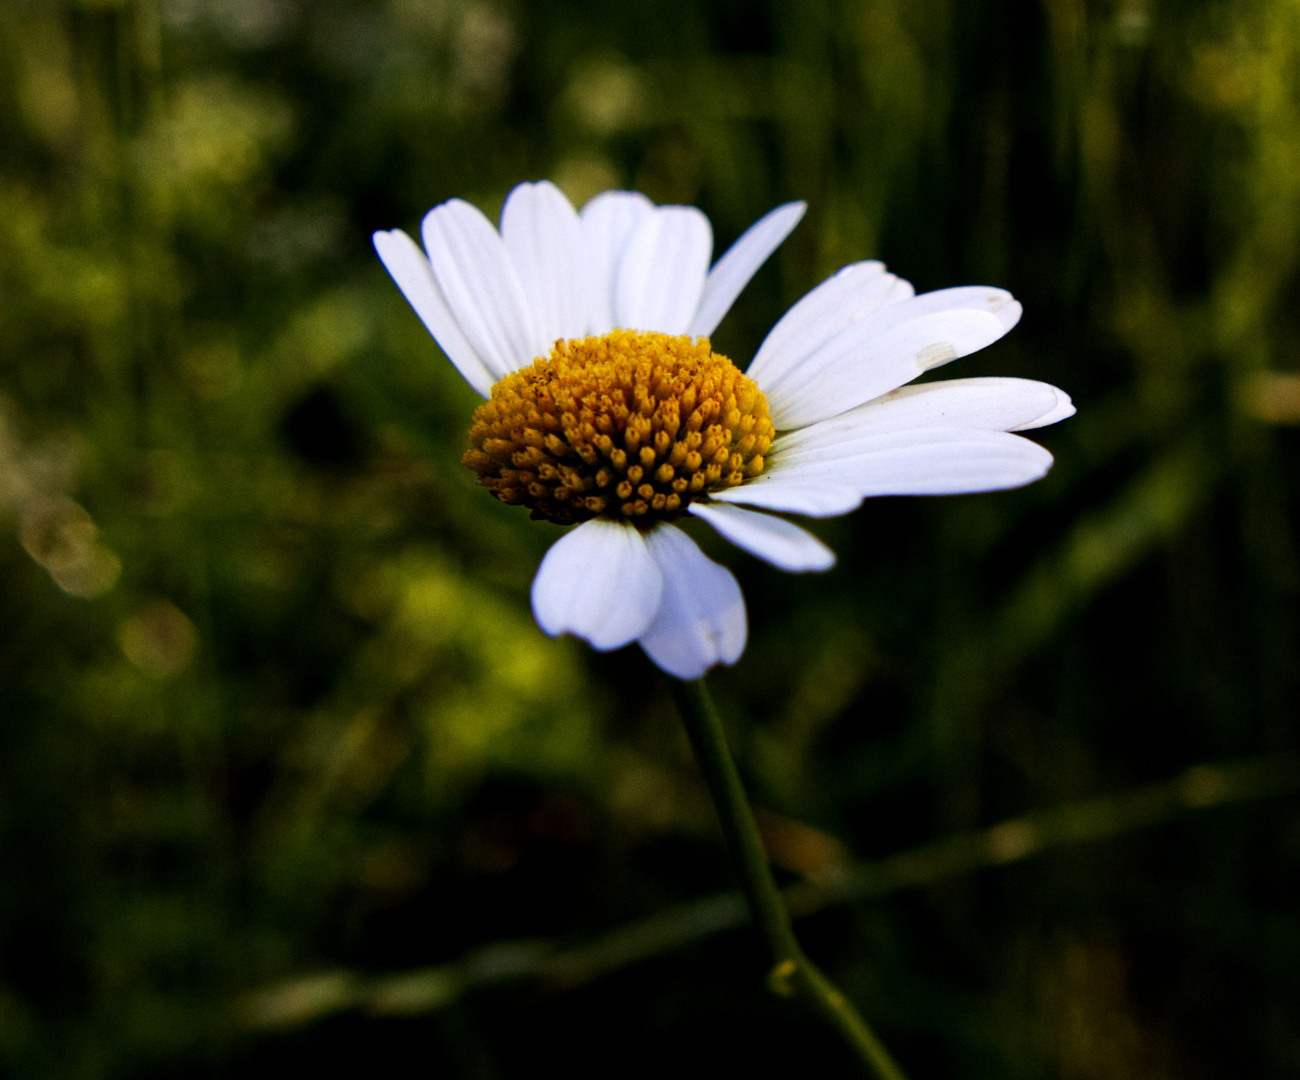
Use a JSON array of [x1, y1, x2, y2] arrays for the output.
[[531, 519, 664, 650], [637, 525, 746, 679], [760, 286, 1023, 431], [763, 426, 1054, 496], [776, 377, 1070, 454], [748, 261, 914, 386]]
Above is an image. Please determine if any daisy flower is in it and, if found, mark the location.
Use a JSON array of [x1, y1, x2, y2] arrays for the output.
[[374, 182, 1073, 679]]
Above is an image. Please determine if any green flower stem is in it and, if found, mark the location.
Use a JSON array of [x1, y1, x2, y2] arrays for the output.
[[668, 677, 910, 1080]]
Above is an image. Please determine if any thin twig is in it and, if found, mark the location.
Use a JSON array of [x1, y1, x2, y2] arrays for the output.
[[237, 754, 1300, 1031]]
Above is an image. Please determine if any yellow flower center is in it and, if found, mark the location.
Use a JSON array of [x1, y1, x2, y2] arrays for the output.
[[462, 330, 774, 527]]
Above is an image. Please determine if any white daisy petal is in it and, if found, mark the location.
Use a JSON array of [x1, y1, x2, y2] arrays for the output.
[[689, 502, 835, 572], [1011, 386, 1076, 430], [764, 426, 1054, 496], [638, 525, 746, 679], [711, 481, 864, 517], [688, 201, 807, 338], [773, 421, 1025, 468], [422, 198, 538, 378], [531, 519, 664, 650], [747, 261, 913, 385], [373, 229, 495, 397], [762, 286, 1024, 431], [580, 190, 656, 335], [501, 181, 589, 356], [615, 206, 713, 334], [777, 377, 1068, 451]]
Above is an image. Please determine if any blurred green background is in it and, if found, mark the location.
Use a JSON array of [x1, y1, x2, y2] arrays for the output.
[[2, 0, 1299, 1076]]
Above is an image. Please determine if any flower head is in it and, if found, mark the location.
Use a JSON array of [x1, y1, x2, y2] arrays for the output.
[[375, 182, 1073, 679]]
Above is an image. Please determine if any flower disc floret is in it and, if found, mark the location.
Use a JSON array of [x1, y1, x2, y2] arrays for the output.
[[463, 330, 775, 527]]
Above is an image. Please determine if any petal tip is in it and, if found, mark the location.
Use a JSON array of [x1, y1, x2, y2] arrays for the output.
[[637, 525, 747, 677]]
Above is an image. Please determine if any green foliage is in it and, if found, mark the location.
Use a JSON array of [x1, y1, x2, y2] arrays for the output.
[[0, 0, 1298, 1076]]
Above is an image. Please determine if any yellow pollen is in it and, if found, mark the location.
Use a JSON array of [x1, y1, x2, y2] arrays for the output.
[[462, 330, 775, 526]]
